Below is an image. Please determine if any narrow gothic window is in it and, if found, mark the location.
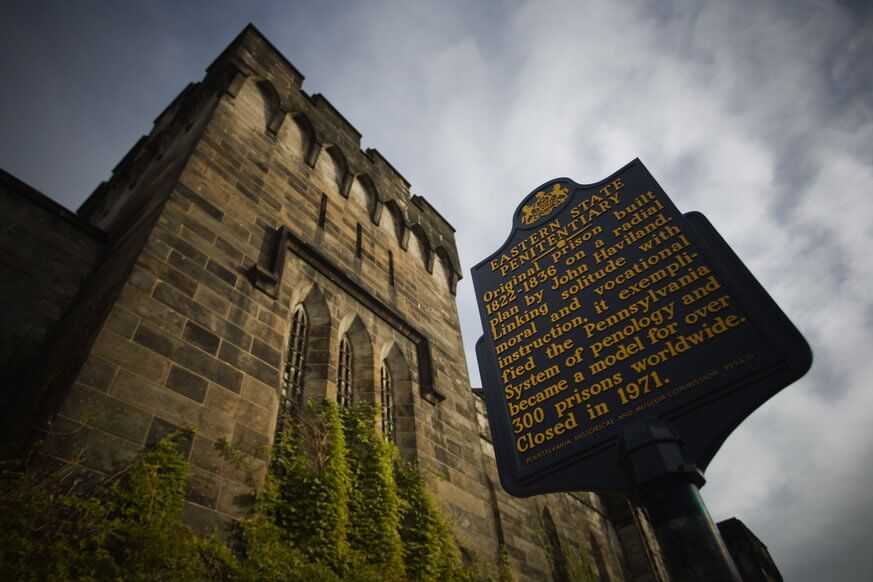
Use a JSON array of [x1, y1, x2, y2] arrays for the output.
[[337, 334, 353, 408], [278, 306, 308, 434], [388, 250, 395, 287], [355, 223, 363, 258], [542, 507, 570, 582], [381, 365, 396, 442], [318, 193, 328, 228]]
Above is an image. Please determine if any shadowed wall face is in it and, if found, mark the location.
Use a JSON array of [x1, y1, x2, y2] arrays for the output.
[[3, 25, 665, 581]]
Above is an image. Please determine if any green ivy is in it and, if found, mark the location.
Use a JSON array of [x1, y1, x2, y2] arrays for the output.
[[537, 514, 598, 582], [498, 543, 514, 582], [1, 402, 504, 581], [0, 438, 232, 580], [395, 461, 470, 581], [261, 400, 351, 573], [341, 403, 406, 580]]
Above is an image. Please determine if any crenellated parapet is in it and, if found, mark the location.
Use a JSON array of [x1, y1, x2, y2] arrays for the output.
[[203, 25, 462, 292], [78, 24, 461, 294], [0, 26, 665, 579]]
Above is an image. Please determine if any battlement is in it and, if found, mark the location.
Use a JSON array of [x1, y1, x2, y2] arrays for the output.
[[210, 25, 461, 279], [84, 23, 461, 284], [0, 26, 668, 581]]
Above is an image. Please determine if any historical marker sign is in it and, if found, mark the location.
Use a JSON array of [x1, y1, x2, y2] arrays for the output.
[[472, 159, 811, 497]]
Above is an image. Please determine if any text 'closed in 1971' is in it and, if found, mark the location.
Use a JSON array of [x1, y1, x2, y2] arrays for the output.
[[473, 165, 760, 468]]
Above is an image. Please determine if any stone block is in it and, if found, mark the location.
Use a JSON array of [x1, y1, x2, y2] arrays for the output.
[[219, 341, 278, 387], [116, 284, 186, 337], [205, 258, 238, 287], [44, 420, 142, 475], [180, 502, 235, 538], [92, 327, 170, 385], [105, 305, 140, 338], [217, 477, 256, 517], [190, 434, 263, 486], [240, 375, 277, 412], [127, 264, 158, 294], [146, 416, 195, 458], [60, 383, 153, 444], [175, 183, 225, 222], [186, 466, 222, 509], [231, 421, 270, 459], [250, 337, 280, 367], [153, 281, 252, 350], [166, 233, 210, 268], [183, 320, 221, 355], [179, 220, 217, 247], [78, 355, 118, 392], [236, 398, 272, 438], [193, 285, 230, 317], [138, 248, 198, 297], [133, 323, 242, 393], [214, 235, 245, 263], [165, 365, 209, 403], [112, 369, 202, 430]]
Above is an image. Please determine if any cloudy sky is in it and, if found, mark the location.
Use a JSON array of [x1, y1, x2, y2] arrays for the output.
[[1, 1, 871, 579]]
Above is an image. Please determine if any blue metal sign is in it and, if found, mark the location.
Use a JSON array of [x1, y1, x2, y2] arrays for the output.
[[472, 159, 811, 496]]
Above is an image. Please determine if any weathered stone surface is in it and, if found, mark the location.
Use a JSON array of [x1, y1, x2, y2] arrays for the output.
[[78, 356, 118, 392], [1, 25, 668, 581], [166, 365, 209, 403], [0, 170, 104, 377]]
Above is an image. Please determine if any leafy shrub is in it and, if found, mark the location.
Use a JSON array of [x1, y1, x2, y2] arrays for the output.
[[1, 402, 500, 580]]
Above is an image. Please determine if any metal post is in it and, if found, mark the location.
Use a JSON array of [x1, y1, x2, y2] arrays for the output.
[[618, 417, 741, 582]]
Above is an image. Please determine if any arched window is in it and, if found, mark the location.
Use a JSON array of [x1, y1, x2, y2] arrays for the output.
[[380, 364, 396, 442], [589, 532, 610, 582], [278, 306, 307, 434], [382, 343, 415, 458], [337, 334, 353, 408], [542, 507, 570, 582]]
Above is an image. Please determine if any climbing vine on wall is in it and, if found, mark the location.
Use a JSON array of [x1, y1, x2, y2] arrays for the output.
[[537, 513, 599, 582], [0, 438, 236, 580], [0, 402, 496, 581]]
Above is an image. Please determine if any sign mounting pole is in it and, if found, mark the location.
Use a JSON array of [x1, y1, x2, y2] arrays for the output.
[[618, 416, 740, 582]]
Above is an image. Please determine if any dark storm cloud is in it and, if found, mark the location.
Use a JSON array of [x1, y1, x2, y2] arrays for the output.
[[1, 1, 871, 580]]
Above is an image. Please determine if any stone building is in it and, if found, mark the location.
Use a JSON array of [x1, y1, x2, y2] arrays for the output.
[[0, 25, 668, 581]]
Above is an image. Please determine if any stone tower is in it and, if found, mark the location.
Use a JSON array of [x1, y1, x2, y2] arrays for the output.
[[0, 25, 667, 581]]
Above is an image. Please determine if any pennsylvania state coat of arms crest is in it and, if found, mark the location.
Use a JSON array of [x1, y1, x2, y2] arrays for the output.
[[520, 183, 569, 225]]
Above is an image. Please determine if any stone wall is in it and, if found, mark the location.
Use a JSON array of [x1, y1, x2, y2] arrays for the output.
[[10, 24, 664, 580], [0, 170, 105, 440], [0, 170, 104, 372]]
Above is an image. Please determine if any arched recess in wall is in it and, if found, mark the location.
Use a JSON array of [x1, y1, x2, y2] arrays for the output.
[[407, 224, 432, 271], [313, 144, 350, 197], [433, 246, 455, 291], [289, 112, 319, 165], [126, 155, 148, 189], [255, 79, 281, 131], [154, 132, 174, 161], [299, 284, 333, 404], [349, 174, 380, 224], [275, 109, 308, 164], [233, 77, 278, 134], [168, 89, 198, 135], [542, 506, 570, 582], [381, 200, 406, 247], [381, 342, 417, 459], [338, 315, 375, 404]]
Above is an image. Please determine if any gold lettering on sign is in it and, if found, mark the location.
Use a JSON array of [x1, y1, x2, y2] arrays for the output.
[[521, 184, 569, 225], [478, 172, 756, 464]]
